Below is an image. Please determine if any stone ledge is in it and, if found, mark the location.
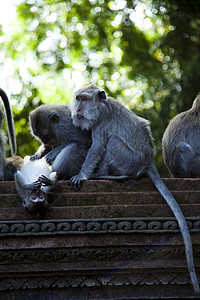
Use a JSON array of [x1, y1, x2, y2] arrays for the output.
[[0, 178, 200, 299]]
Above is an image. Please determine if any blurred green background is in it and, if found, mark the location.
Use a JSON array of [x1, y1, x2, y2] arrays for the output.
[[0, 0, 199, 177]]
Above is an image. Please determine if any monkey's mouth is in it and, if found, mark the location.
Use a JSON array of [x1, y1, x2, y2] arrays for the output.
[[42, 135, 55, 144], [77, 114, 83, 119]]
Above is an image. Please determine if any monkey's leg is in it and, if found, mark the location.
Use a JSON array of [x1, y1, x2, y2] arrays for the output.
[[172, 142, 200, 177], [52, 143, 88, 179], [96, 137, 135, 177], [45, 144, 69, 165]]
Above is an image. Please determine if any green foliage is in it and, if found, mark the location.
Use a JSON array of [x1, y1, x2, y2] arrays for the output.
[[1, 0, 200, 176]]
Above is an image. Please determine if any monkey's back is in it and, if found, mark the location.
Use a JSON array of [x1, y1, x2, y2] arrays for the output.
[[102, 98, 154, 173], [162, 107, 200, 168]]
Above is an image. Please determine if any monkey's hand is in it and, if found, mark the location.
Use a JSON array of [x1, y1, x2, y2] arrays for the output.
[[30, 154, 41, 161], [45, 152, 57, 165], [70, 173, 88, 191], [25, 180, 42, 190], [38, 175, 53, 186]]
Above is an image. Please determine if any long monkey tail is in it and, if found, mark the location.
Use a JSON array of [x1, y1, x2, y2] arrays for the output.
[[146, 163, 199, 294], [0, 88, 16, 155]]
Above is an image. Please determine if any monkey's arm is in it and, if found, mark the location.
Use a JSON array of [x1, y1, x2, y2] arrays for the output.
[[15, 171, 42, 190], [70, 140, 106, 189], [30, 144, 53, 161]]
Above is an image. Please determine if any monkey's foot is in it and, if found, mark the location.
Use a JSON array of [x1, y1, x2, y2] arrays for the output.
[[38, 175, 53, 186]]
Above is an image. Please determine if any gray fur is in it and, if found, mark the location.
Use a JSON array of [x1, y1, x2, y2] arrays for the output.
[[70, 84, 199, 294], [4, 155, 24, 181], [162, 94, 200, 177], [51, 142, 90, 180], [0, 89, 17, 180], [29, 104, 91, 176]]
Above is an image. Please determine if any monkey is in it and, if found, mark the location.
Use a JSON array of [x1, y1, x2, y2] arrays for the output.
[[15, 140, 91, 217], [29, 104, 91, 167], [69, 84, 199, 294], [15, 156, 57, 217], [4, 155, 24, 181], [162, 94, 200, 178], [0, 88, 17, 180]]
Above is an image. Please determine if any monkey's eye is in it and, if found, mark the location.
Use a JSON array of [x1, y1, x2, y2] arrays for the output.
[[76, 96, 81, 101], [31, 194, 37, 201], [39, 194, 45, 200], [83, 96, 90, 102]]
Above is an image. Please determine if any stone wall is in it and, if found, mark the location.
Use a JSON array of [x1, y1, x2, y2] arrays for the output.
[[0, 178, 200, 299]]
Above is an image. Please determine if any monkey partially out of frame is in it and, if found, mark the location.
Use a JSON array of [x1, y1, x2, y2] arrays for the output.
[[0, 88, 17, 180], [162, 94, 200, 178], [69, 84, 199, 294], [4, 155, 24, 181]]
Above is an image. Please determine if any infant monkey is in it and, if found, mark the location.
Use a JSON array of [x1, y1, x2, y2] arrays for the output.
[[15, 156, 57, 217]]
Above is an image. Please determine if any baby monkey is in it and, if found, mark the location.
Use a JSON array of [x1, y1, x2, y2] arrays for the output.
[[162, 94, 200, 177], [70, 84, 199, 294], [15, 156, 57, 217]]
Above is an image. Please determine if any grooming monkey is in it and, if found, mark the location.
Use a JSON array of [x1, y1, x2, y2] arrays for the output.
[[0, 88, 17, 180], [162, 94, 200, 177], [70, 84, 199, 294], [29, 104, 91, 179], [15, 156, 57, 217]]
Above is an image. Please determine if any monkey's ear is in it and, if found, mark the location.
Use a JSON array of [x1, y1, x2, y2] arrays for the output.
[[98, 90, 107, 101], [48, 113, 59, 122]]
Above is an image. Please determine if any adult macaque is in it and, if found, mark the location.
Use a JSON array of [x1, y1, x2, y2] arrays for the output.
[[29, 104, 91, 165], [15, 156, 57, 217], [0, 88, 17, 180], [70, 84, 199, 294], [162, 94, 200, 177]]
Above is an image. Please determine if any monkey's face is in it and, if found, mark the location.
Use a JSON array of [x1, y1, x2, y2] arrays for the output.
[[71, 86, 107, 131], [30, 113, 58, 145], [23, 190, 48, 217]]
